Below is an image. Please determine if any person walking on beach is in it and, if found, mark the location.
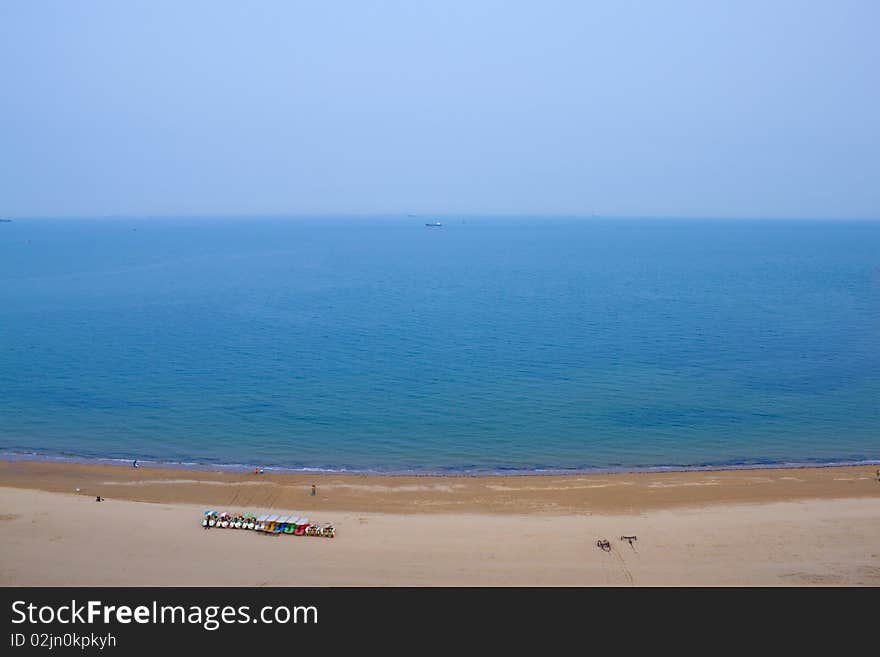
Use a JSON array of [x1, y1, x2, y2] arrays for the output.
[[132, 459, 139, 469]]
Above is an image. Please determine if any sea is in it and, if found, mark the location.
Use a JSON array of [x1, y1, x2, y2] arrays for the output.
[[1, 216, 878, 474]]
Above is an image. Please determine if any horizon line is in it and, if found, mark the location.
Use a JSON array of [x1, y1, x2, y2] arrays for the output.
[[5, 212, 880, 222]]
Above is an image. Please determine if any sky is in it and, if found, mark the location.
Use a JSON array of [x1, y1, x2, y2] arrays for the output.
[[1, 0, 878, 219]]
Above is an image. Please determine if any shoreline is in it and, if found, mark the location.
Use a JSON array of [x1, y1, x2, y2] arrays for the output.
[[1, 458, 878, 515], [3, 450, 879, 478]]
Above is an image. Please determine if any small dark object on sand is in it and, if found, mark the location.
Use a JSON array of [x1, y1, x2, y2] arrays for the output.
[[311, 484, 316, 496], [597, 539, 611, 552], [620, 535, 638, 548], [95, 496, 104, 502]]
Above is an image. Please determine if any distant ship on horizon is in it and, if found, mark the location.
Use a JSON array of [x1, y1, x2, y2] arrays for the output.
[[425, 221, 442, 227]]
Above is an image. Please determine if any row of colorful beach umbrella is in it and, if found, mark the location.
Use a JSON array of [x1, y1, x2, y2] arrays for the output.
[[202, 511, 335, 538]]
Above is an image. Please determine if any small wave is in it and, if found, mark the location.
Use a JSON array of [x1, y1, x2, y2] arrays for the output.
[[2, 449, 879, 478]]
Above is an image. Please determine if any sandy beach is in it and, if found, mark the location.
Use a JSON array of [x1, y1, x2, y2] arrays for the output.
[[1, 460, 879, 586]]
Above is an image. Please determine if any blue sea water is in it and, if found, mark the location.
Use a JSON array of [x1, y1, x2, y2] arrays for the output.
[[1, 217, 878, 474]]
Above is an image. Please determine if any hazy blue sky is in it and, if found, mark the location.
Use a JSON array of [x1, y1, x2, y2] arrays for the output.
[[2, 1, 878, 219]]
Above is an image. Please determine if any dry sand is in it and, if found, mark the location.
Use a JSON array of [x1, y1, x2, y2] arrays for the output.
[[1, 461, 879, 586]]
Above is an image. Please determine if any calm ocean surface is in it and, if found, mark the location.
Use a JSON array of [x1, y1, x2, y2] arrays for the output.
[[1, 217, 878, 474]]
